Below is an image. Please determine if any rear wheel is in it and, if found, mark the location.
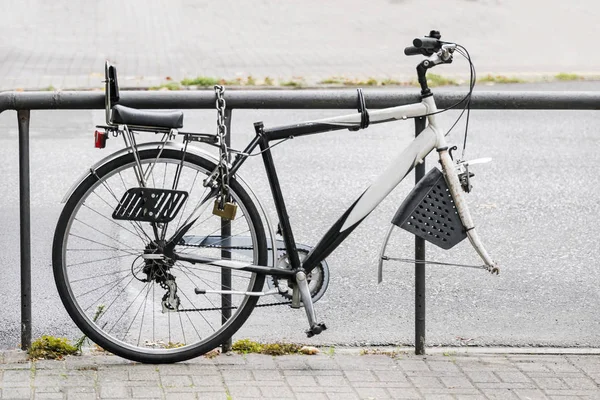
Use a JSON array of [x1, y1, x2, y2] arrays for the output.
[[53, 148, 267, 363]]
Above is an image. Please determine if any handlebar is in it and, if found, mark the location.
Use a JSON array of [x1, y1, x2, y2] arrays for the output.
[[403, 46, 424, 56], [404, 30, 451, 57], [403, 30, 458, 95], [413, 37, 440, 50]]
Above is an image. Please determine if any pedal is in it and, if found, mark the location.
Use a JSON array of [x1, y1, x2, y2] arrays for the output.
[[212, 200, 237, 220], [306, 323, 327, 338]]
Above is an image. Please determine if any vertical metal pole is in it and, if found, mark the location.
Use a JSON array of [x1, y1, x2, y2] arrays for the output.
[[18, 110, 32, 351], [221, 109, 233, 353], [414, 116, 426, 355]]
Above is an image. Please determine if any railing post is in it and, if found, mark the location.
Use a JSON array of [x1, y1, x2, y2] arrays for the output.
[[414, 116, 426, 355], [18, 110, 32, 351], [221, 109, 233, 353]]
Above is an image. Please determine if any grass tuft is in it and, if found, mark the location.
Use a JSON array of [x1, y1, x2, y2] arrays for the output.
[[342, 77, 380, 86], [319, 77, 344, 85], [261, 342, 303, 356], [28, 336, 79, 360], [181, 76, 219, 87], [381, 78, 403, 86], [479, 74, 524, 84], [231, 339, 302, 355], [426, 74, 459, 87], [231, 339, 263, 354], [555, 72, 582, 81], [280, 78, 304, 88], [149, 82, 182, 91]]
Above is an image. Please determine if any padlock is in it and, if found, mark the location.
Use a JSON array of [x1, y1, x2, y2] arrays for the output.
[[212, 199, 238, 220]]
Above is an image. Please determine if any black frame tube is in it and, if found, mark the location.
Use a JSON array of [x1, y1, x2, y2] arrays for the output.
[[414, 116, 426, 355], [18, 110, 32, 351], [256, 123, 302, 273]]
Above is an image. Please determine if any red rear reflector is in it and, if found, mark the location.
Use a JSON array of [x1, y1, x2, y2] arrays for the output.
[[94, 130, 107, 148]]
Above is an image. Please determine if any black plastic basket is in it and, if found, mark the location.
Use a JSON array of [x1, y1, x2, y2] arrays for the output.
[[391, 168, 466, 250]]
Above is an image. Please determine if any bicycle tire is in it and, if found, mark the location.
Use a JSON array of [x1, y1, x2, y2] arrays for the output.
[[53, 148, 267, 363]]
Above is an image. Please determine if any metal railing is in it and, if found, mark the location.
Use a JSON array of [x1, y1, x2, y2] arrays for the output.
[[1, 89, 599, 354]]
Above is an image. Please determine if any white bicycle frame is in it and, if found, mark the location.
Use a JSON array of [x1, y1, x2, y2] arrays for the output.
[[165, 93, 497, 282]]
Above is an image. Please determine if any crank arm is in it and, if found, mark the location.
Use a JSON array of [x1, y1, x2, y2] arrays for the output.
[[295, 271, 327, 337]]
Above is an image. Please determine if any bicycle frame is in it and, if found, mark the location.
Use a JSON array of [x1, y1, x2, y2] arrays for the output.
[[169, 93, 496, 277]]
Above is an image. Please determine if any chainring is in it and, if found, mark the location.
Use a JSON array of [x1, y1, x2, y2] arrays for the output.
[[267, 248, 330, 303]]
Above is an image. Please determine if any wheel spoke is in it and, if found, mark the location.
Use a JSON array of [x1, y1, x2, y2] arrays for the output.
[[67, 253, 135, 268], [72, 217, 142, 252], [83, 273, 137, 313], [67, 233, 141, 255]]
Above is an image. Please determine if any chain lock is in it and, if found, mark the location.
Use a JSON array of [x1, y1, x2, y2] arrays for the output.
[[213, 85, 238, 220]]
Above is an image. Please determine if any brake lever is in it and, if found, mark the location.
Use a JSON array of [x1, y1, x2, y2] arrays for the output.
[[439, 44, 456, 63]]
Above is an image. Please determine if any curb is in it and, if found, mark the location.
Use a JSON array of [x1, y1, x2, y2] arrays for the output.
[[333, 346, 600, 356]]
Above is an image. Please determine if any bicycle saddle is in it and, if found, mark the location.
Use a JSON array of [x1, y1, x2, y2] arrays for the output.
[[111, 104, 184, 129]]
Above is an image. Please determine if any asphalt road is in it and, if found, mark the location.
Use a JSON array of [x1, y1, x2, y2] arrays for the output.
[[0, 81, 598, 350], [1, 0, 599, 90]]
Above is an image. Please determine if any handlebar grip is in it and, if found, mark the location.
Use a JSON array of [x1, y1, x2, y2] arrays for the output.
[[413, 37, 440, 49], [404, 46, 422, 56]]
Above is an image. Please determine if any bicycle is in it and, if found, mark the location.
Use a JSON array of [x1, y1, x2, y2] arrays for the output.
[[52, 30, 499, 363]]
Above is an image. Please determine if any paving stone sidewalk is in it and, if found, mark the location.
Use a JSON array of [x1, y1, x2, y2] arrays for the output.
[[1, 350, 599, 400]]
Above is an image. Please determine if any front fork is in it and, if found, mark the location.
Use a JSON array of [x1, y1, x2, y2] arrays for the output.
[[438, 147, 499, 273]]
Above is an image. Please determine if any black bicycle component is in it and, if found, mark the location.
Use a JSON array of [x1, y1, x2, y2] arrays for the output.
[[409, 30, 443, 56], [256, 123, 303, 274], [349, 88, 370, 131], [111, 105, 184, 129], [428, 30, 441, 40], [417, 60, 433, 96], [448, 145, 458, 160], [112, 187, 188, 223], [413, 37, 440, 50], [267, 245, 330, 304], [306, 322, 327, 338], [459, 168, 475, 193], [391, 167, 467, 250], [107, 64, 120, 105], [404, 46, 424, 56]]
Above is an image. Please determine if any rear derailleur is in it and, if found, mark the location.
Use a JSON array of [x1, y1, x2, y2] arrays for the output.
[[137, 242, 181, 313]]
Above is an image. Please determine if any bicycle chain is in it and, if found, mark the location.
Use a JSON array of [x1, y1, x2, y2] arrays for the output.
[[215, 85, 230, 207], [178, 300, 292, 313]]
